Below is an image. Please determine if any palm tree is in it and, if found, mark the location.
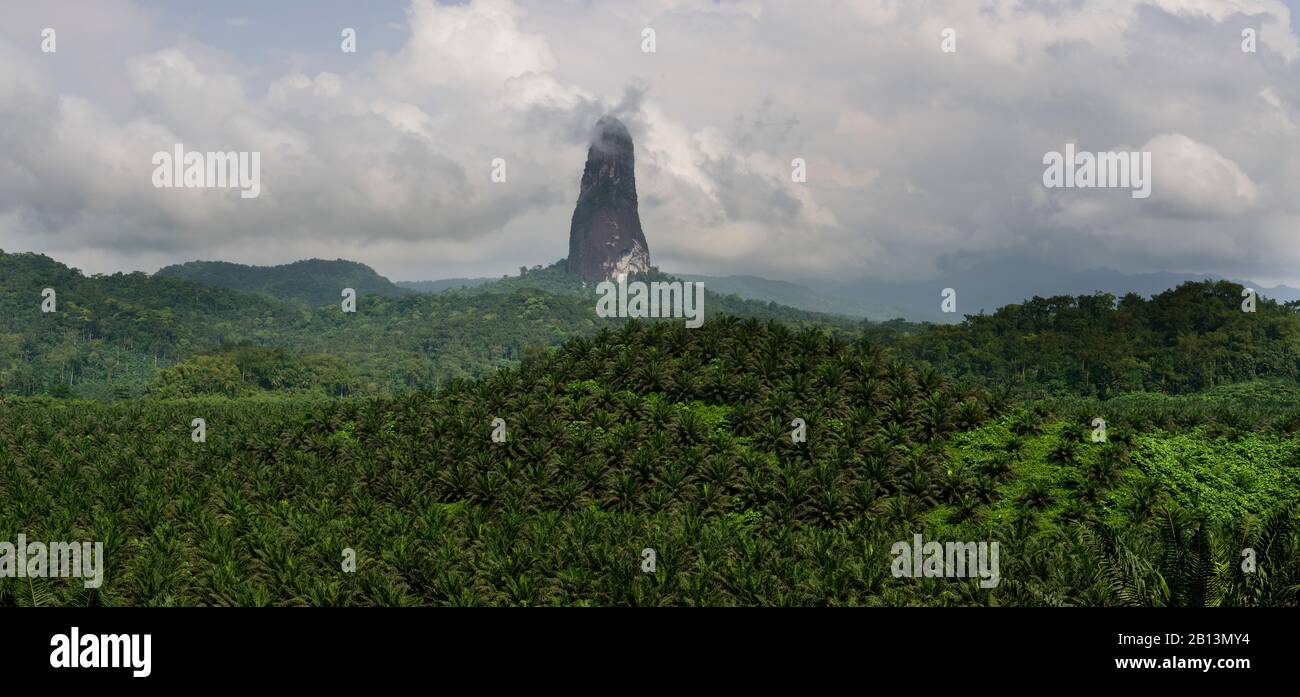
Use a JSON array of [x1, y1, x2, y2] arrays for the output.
[[1018, 479, 1056, 512], [1047, 438, 1079, 468], [1084, 505, 1241, 607], [1222, 501, 1300, 607]]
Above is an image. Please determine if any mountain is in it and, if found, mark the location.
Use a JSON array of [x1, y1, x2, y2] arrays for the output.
[[396, 263, 1300, 328], [155, 258, 412, 307], [0, 249, 309, 398], [12, 245, 1299, 402], [676, 274, 912, 320], [802, 259, 1300, 323], [397, 278, 494, 293], [566, 116, 650, 281], [0, 250, 854, 399]]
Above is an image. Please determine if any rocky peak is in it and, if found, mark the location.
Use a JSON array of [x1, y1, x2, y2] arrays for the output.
[[566, 116, 650, 282]]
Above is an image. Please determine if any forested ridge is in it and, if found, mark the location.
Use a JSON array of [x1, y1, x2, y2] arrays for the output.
[[155, 258, 414, 307], [9, 250, 1300, 401], [0, 251, 853, 398], [876, 280, 1300, 397]]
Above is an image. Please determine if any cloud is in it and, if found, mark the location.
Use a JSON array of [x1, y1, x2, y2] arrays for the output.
[[1146, 133, 1260, 217], [0, 0, 1298, 286]]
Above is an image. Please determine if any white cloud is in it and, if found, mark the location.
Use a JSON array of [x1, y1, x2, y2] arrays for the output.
[[383, 0, 557, 88], [1146, 132, 1260, 216]]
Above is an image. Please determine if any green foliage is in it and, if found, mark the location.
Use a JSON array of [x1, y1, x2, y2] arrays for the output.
[[0, 251, 853, 399], [148, 346, 357, 398], [887, 281, 1300, 397], [1129, 431, 1300, 520], [155, 258, 412, 307], [3, 319, 1295, 606], [3, 251, 1298, 606], [0, 250, 307, 399]]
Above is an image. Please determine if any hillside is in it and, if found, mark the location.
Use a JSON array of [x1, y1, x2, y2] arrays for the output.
[[880, 281, 1300, 398], [400, 270, 910, 320], [805, 260, 1300, 324], [3, 319, 1295, 606], [0, 250, 856, 399], [7, 250, 1300, 404], [677, 273, 909, 320], [0, 250, 310, 399], [397, 278, 494, 294], [3, 249, 1299, 607], [156, 259, 412, 307]]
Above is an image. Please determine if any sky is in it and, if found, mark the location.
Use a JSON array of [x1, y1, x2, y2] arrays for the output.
[[1, 0, 1298, 286]]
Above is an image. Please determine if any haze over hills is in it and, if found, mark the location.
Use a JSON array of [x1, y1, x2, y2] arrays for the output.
[[673, 274, 910, 321], [801, 259, 1300, 323], [391, 263, 1300, 324], [397, 278, 494, 294]]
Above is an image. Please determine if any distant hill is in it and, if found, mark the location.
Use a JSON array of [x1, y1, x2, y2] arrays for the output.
[[14, 247, 1296, 401], [873, 279, 1300, 397], [156, 259, 412, 307], [0, 249, 309, 398], [397, 278, 493, 294], [0, 250, 856, 399], [801, 260, 1300, 324], [395, 263, 1300, 326], [676, 274, 910, 321], [400, 269, 913, 320], [597, 264, 1300, 325]]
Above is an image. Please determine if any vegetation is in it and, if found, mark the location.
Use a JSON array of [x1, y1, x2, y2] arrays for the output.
[[398, 278, 493, 294], [2, 319, 1295, 606], [148, 346, 357, 398], [0, 251, 852, 399], [0, 250, 306, 399], [882, 281, 1300, 398], [2, 249, 1297, 606], [155, 258, 413, 307]]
